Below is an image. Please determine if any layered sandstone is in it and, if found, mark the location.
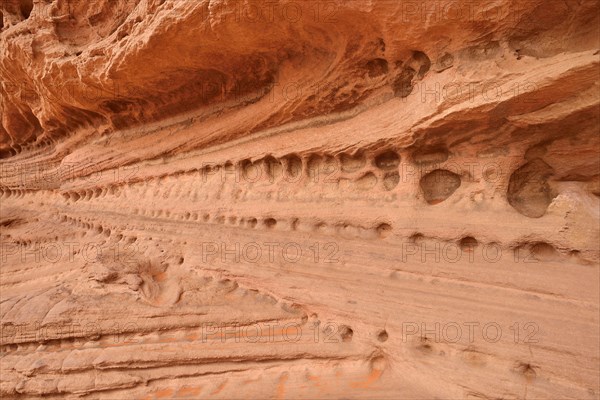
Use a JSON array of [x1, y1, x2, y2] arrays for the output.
[[1, 0, 599, 399]]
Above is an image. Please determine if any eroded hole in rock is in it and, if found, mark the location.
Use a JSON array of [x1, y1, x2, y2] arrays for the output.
[[314, 222, 327, 232], [223, 160, 234, 172], [263, 155, 283, 182], [374, 151, 400, 170], [392, 66, 416, 97], [339, 325, 353, 342], [529, 242, 560, 261], [307, 154, 322, 179], [263, 218, 277, 229], [339, 152, 366, 172], [284, 154, 303, 179], [290, 218, 299, 230], [0, 148, 15, 158], [376, 223, 392, 238], [247, 217, 258, 228], [356, 172, 378, 190], [507, 158, 556, 218], [20, 0, 33, 20], [459, 236, 478, 252], [420, 169, 461, 204], [409, 233, 424, 243], [411, 51, 431, 78], [0, 218, 23, 228], [377, 330, 389, 342], [240, 159, 262, 182], [365, 58, 389, 78], [513, 362, 538, 381], [383, 171, 400, 191], [321, 156, 338, 175], [393, 50, 432, 97], [417, 336, 433, 353]]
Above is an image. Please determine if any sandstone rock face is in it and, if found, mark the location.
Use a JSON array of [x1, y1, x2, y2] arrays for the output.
[[1, 0, 599, 398]]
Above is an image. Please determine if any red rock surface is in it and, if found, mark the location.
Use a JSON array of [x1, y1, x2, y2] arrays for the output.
[[1, 0, 599, 398]]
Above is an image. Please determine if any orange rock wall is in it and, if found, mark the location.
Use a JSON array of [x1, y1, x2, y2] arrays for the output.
[[1, 1, 599, 398]]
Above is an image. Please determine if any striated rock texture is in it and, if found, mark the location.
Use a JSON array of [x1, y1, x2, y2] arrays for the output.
[[1, 0, 599, 398]]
